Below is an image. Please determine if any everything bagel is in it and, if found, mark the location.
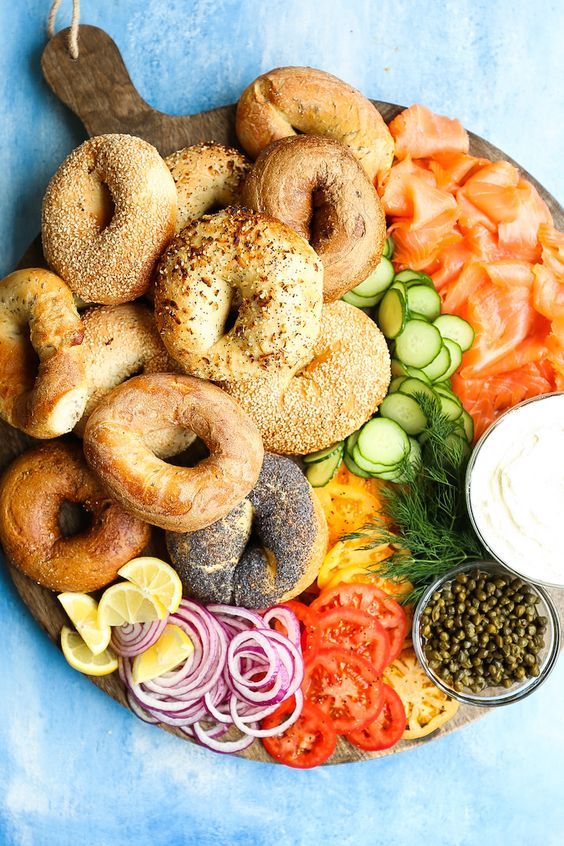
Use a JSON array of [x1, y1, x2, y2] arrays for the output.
[[166, 142, 251, 232], [0, 441, 150, 592], [154, 206, 323, 381], [236, 66, 394, 184], [83, 373, 264, 532], [42, 134, 177, 304], [166, 453, 328, 608], [0, 268, 86, 438], [221, 301, 391, 454], [242, 135, 386, 301]]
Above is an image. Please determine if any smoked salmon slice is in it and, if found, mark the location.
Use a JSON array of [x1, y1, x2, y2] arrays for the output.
[[389, 104, 469, 160]]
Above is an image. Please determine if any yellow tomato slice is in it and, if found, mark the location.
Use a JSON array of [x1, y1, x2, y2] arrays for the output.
[[315, 465, 388, 548], [383, 648, 459, 740]]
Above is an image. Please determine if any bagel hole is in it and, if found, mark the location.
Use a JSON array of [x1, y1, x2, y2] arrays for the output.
[[165, 437, 210, 468], [20, 324, 41, 384], [310, 188, 337, 249], [92, 179, 115, 231], [58, 500, 93, 538]]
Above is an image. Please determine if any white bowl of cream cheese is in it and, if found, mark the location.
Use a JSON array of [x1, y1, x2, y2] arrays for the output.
[[466, 393, 564, 588]]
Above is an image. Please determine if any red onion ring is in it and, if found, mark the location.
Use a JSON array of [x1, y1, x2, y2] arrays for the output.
[[111, 619, 168, 657]]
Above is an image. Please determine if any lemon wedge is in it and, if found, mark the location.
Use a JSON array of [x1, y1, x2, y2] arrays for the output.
[[132, 623, 194, 685], [98, 582, 168, 628], [61, 625, 118, 676], [58, 592, 112, 655], [118, 557, 183, 613]]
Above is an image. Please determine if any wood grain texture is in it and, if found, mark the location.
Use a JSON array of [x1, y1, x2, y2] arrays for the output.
[[2, 24, 563, 765]]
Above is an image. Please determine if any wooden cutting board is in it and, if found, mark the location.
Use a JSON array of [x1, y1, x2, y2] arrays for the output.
[[3, 25, 563, 765]]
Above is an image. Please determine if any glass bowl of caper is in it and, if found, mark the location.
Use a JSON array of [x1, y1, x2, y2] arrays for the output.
[[412, 560, 561, 706]]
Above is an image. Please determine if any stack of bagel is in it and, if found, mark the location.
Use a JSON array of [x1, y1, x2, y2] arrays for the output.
[[0, 67, 393, 608]]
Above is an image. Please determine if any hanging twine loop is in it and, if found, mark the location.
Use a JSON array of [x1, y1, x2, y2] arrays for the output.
[[47, 0, 81, 59]]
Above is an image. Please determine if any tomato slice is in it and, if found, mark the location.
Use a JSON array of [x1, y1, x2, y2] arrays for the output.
[[311, 583, 408, 662], [261, 698, 336, 769], [303, 647, 384, 733], [280, 600, 321, 659], [346, 683, 407, 751], [316, 607, 391, 674]]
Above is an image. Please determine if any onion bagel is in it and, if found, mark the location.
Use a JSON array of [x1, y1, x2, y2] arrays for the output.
[[154, 206, 323, 381], [42, 134, 177, 304], [236, 66, 394, 184], [83, 373, 264, 532], [165, 142, 251, 232], [0, 441, 150, 592], [74, 304, 172, 437], [166, 453, 328, 608], [242, 135, 386, 301], [221, 301, 391, 454], [0, 268, 87, 438]]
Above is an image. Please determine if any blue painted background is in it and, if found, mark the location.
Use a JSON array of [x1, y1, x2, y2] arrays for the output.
[[1, 2, 563, 844]]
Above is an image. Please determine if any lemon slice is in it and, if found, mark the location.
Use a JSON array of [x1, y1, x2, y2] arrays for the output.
[[98, 582, 168, 628], [132, 623, 194, 685], [58, 592, 111, 655], [118, 557, 183, 613], [61, 626, 118, 676]]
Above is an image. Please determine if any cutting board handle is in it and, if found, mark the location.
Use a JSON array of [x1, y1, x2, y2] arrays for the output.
[[41, 24, 237, 153]]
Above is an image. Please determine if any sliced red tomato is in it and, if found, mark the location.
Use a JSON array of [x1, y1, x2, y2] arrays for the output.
[[279, 600, 321, 659], [261, 698, 336, 769], [346, 684, 406, 752], [311, 583, 408, 662], [303, 647, 384, 733], [316, 607, 391, 674]]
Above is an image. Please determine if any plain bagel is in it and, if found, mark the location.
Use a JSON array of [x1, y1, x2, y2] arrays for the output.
[[42, 134, 177, 304], [154, 206, 323, 381], [242, 135, 386, 301], [166, 453, 328, 608], [83, 373, 264, 532], [0, 440, 150, 592], [236, 66, 395, 184], [0, 268, 87, 438], [221, 301, 391, 454], [165, 142, 251, 232]]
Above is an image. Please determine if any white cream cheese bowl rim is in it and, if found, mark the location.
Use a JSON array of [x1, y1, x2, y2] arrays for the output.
[[412, 560, 561, 707], [465, 392, 564, 589]]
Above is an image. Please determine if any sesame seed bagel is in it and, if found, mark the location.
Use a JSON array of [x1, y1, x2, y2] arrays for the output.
[[0, 268, 87, 438], [221, 302, 391, 454], [242, 135, 386, 301], [73, 305, 194, 459], [165, 142, 251, 232], [236, 66, 394, 185], [42, 134, 177, 304], [154, 206, 323, 381], [83, 373, 264, 532], [165, 453, 328, 608], [0, 441, 151, 592]]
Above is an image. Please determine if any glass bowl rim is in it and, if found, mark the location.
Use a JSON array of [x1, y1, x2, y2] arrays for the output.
[[412, 559, 562, 707]]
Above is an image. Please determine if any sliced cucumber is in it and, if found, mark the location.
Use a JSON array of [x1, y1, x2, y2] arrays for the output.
[[383, 236, 395, 259], [342, 289, 381, 308], [436, 392, 463, 421], [380, 393, 427, 436], [461, 408, 475, 443], [433, 385, 462, 406], [352, 257, 395, 298], [352, 445, 399, 475], [343, 448, 371, 478], [404, 366, 432, 383], [305, 448, 343, 486], [389, 376, 407, 393], [389, 437, 423, 483], [397, 377, 437, 404], [440, 338, 463, 380], [421, 343, 451, 381], [395, 320, 443, 368], [393, 269, 421, 284], [378, 288, 408, 339], [406, 285, 442, 322], [389, 280, 407, 299], [357, 418, 410, 466], [303, 442, 344, 465], [391, 359, 407, 378], [433, 314, 475, 352]]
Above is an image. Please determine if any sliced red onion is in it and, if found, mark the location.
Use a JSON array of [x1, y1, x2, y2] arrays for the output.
[[119, 598, 304, 754], [111, 619, 168, 657]]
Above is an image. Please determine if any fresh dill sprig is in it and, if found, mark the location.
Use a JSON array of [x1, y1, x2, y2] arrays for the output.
[[343, 394, 485, 604]]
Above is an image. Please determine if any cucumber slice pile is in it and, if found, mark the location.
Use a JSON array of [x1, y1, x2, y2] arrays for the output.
[[304, 442, 344, 487]]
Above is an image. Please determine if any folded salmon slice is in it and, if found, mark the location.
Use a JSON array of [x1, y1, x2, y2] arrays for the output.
[[498, 180, 552, 262], [389, 104, 469, 160]]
